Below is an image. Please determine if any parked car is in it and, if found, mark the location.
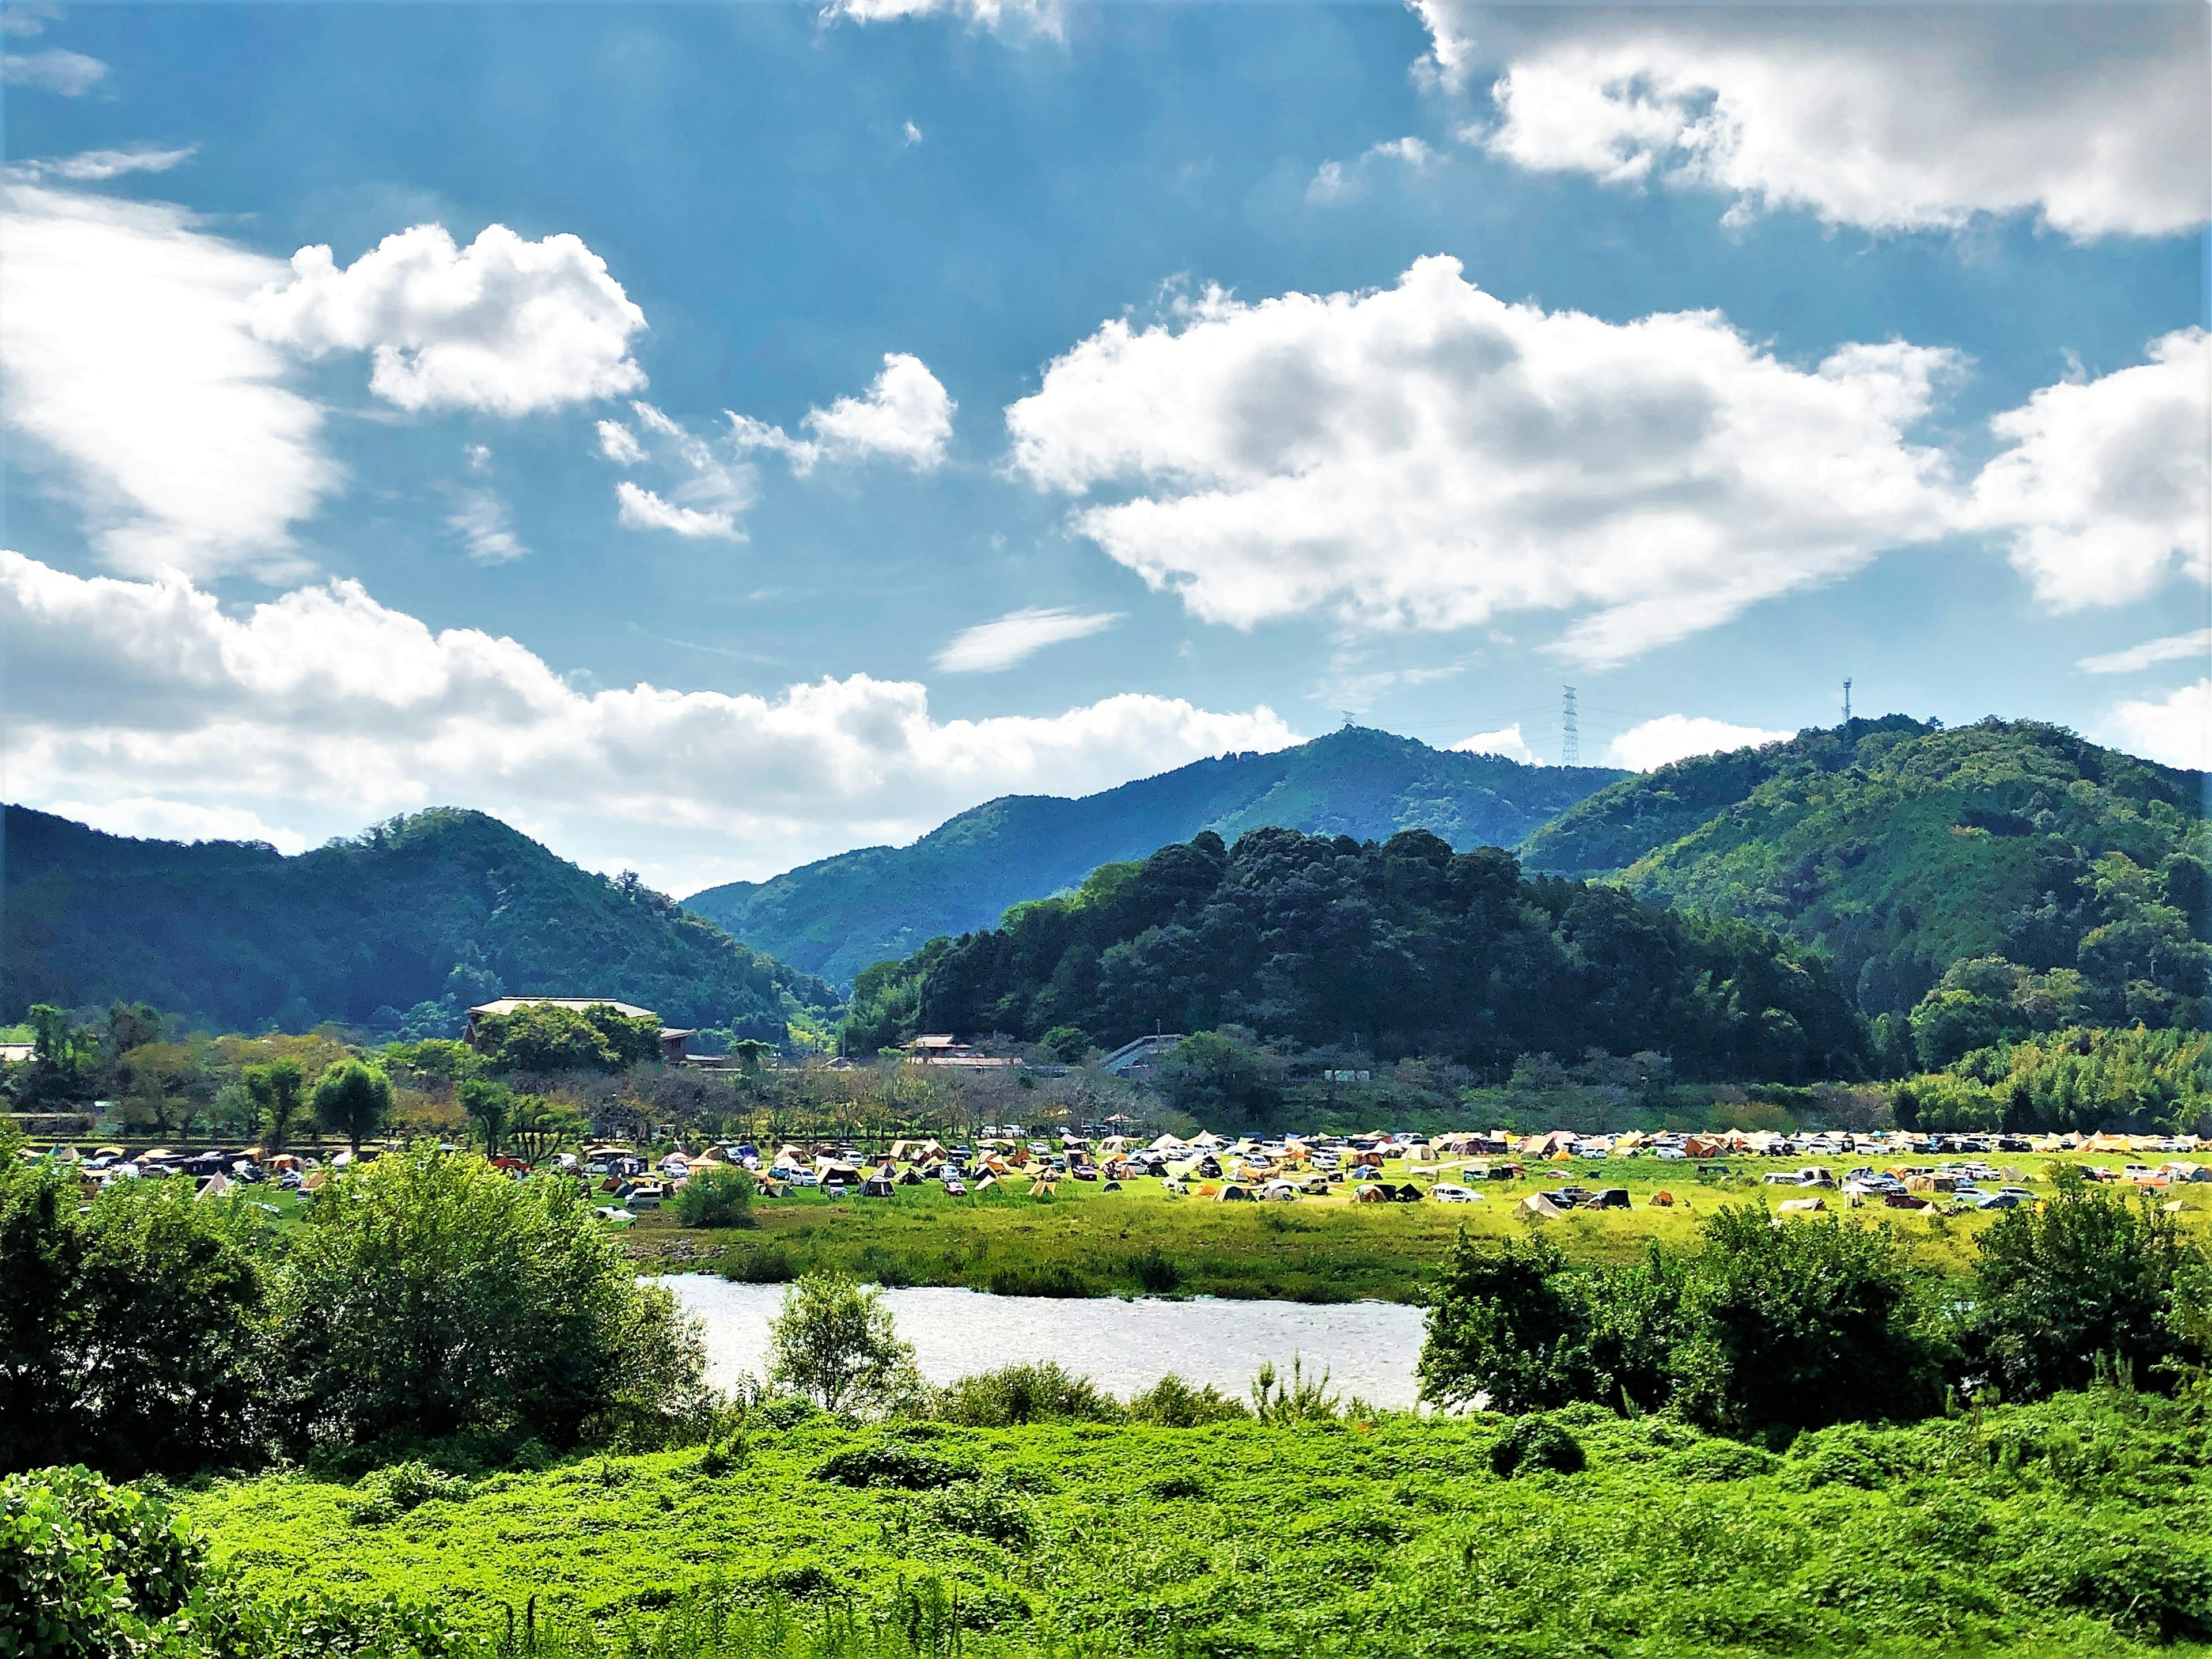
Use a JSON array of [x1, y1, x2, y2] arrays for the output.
[[1428, 1183, 1483, 1204]]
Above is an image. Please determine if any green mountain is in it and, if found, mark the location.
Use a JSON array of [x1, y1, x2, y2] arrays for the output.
[[684, 727, 1624, 984], [846, 826, 1867, 1085], [2, 805, 838, 1043], [1520, 716, 2209, 1028]]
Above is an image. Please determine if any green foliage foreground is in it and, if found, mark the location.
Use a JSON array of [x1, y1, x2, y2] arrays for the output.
[[149, 1382, 2212, 1659]]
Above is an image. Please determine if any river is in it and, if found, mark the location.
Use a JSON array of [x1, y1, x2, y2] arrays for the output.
[[662, 1277, 1429, 1409]]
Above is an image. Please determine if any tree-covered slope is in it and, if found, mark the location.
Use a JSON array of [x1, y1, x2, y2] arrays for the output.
[[1, 805, 838, 1041], [847, 826, 1866, 1082], [1521, 717, 2209, 1024], [686, 727, 1623, 984]]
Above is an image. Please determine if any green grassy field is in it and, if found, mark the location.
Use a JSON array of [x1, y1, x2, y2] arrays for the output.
[[183, 1387, 2212, 1658], [639, 1153, 2212, 1301]]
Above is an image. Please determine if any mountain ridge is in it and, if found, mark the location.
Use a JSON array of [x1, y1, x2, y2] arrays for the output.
[[2, 804, 838, 1043], [683, 727, 1626, 984]]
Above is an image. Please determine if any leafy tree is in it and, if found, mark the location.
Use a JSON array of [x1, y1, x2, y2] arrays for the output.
[[18, 1004, 97, 1105], [505, 1093, 584, 1162], [457, 1077, 513, 1154], [1036, 1026, 1092, 1063], [243, 1058, 306, 1151], [0, 1162, 266, 1477], [103, 1002, 165, 1058], [1964, 1171, 2202, 1399], [1, 1466, 208, 1658], [1669, 1205, 1946, 1434], [673, 1167, 754, 1229], [728, 1037, 776, 1074], [767, 1272, 918, 1415], [1155, 1028, 1285, 1128], [312, 1060, 393, 1154], [476, 1002, 662, 1073], [267, 1145, 706, 1450]]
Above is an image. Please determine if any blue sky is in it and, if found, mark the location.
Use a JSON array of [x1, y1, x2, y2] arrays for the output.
[[3, 1, 2206, 893]]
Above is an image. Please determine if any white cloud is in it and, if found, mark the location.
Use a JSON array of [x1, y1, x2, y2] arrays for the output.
[[934, 606, 1122, 673], [1307, 137, 1436, 204], [1605, 714, 1793, 772], [1006, 255, 1959, 668], [614, 482, 739, 541], [0, 550, 1297, 893], [446, 491, 527, 565], [2079, 630, 2212, 677], [903, 120, 923, 146], [1450, 723, 1537, 765], [1970, 329, 2209, 611], [596, 420, 646, 465], [46, 797, 309, 854], [1445, 6, 2209, 240], [2104, 679, 2211, 772], [0, 184, 337, 577], [732, 352, 955, 475], [2, 48, 107, 94], [821, 0, 1063, 41], [2, 6, 61, 39], [12, 145, 196, 182], [249, 222, 647, 416]]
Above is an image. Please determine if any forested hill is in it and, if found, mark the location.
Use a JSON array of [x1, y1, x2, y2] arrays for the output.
[[1521, 717, 2209, 1028], [2, 805, 839, 1043], [845, 827, 1866, 1082], [685, 727, 1623, 984]]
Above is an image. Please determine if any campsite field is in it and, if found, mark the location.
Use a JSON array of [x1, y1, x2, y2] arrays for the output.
[[183, 1387, 2211, 1658], [642, 1152, 2212, 1301]]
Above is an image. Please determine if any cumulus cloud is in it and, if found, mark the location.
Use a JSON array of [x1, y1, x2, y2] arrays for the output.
[[2, 48, 107, 94], [249, 222, 647, 416], [0, 550, 1297, 892], [0, 184, 336, 577], [446, 491, 527, 564], [2104, 679, 2211, 772], [46, 797, 310, 854], [1450, 723, 1537, 765], [10, 145, 195, 182], [1308, 137, 1437, 204], [934, 606, 1122, 673], [1606, 714, 1793, 772], [1006, 255, 1959, 668], [731, 353, 955, 475], [821, 0, 1063, 41], [1434, 5, 2209, 240], [614, 482, 739, 541], [1970, 329, 2209, 611], [2079, 630, 2212, 677]]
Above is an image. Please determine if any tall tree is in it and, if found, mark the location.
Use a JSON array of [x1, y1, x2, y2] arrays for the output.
[[311, 1060, 393, 1156], [244, 1058, 307, 1152]]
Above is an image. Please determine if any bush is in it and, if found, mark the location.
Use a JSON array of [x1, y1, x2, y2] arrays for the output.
[[1488, 1414, 1586, 1478], [1, 1465, 205, 1659], [930, 1363, 1122, 1427], [1124, 1374, 1249, 1427], [767, 1274, 918, 1416], [919, 1474, 1039, 1548], [0, 1162, 266, 1478], [986, 1264, 1092, 1298], [815, 1440, 972, 1490], [341, 1461, 473, 1525], [1126, 1247, 1183, 1293], [720, 1241, 796, 1283], [674, 1168, 754, 1230], [267, 1145, 707, 1454]]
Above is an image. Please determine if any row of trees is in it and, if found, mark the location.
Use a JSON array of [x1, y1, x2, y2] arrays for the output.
[[0, 1140, 706, 1478], [1893, 1024, 2211, 1135], [1419, 1174, 2205, 1431]]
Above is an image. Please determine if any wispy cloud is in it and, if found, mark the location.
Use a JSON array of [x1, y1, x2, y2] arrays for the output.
[[615, 480, 739, 540], [2078, 628, 2212, 676], [934, 605, 1122, 673], [12, 145, 195, 183], [446, 490, 527, 564], [2, 48, 108, 94]]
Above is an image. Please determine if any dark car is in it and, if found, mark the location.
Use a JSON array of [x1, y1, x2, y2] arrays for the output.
[[1588, 1188, 1631, 1210]]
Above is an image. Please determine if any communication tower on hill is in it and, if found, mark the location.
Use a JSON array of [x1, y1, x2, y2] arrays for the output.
[[1843, 678, 1853, 723], [1562, 685, 1580, 767]]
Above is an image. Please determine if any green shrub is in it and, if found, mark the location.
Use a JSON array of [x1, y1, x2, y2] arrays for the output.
[[1126, 1247, 1183, 1293], [1489, 1415, 1585, 1478], [1, 1465, 205, 1659], [930, 1363, 1122, 1427], [919, 1475, 1039, 1550], [673, 1169, 754, 1230], [1124, 1375, 1249, 1427], [719, 1241, 796, 1283], [342, 1461, 473, 1525], [986, 1264, 1091, 1298], [814, 1441, 973, 1491]]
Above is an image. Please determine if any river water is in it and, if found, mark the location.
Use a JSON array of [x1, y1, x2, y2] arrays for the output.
[[662, 1278, 1429, 1409]]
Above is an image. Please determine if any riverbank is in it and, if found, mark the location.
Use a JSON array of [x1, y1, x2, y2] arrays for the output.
[[185, 1387, 2210, 1657], [629, 1153, 2210, 1300]]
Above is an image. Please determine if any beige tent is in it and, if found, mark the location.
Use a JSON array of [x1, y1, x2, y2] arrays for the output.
[[1517, 1193, 1565, 1221], [1776, 1196, 1827, 1214]]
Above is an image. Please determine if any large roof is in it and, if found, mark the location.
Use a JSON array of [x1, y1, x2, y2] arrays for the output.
[[468, 997, 659, 1021]]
